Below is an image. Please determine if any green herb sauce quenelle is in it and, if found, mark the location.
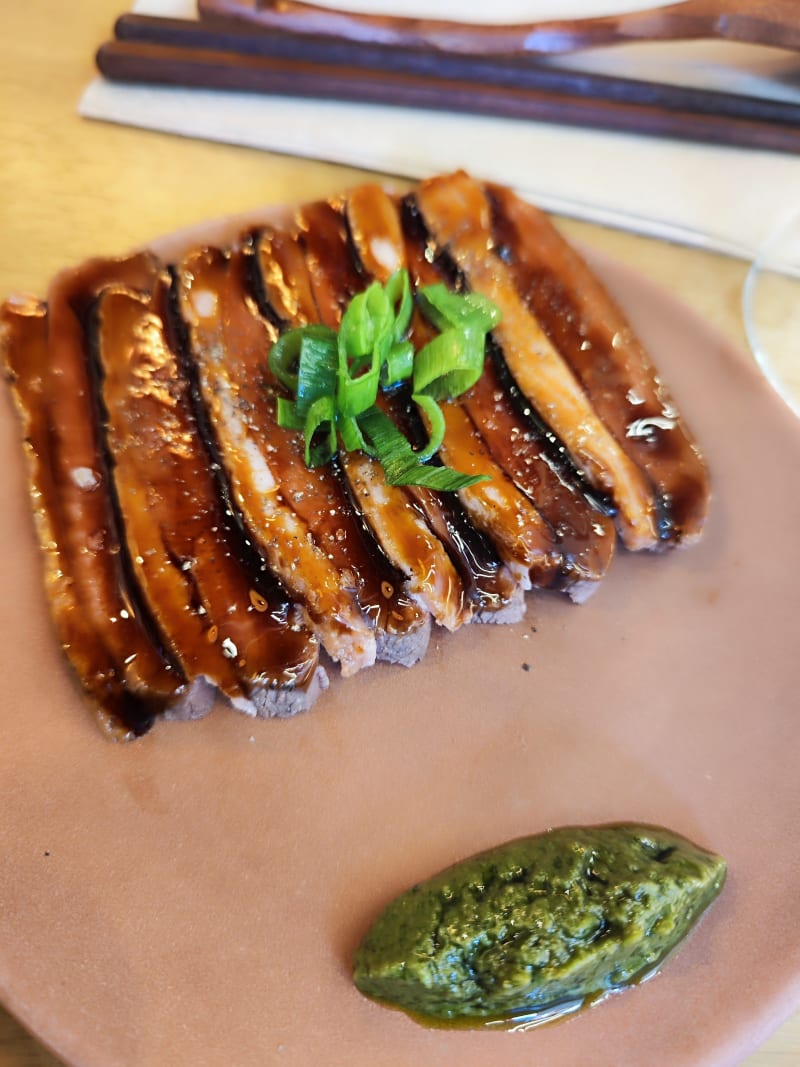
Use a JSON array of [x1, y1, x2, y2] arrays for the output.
[[353, 824, 726, 1025]]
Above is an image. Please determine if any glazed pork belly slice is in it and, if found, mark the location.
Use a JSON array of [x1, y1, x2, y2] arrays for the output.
[[258, 220, 523, 622], [414, 171, 664, 552], [343, 185, 588, 596], [254, 221, 472, 632], [337, 448, 470, 631], [459, 344, 616, 599], [1, 258, 210, 739], [374, 391, 525, 623], [398, 193, 617, 600], [487, 182, 710, 546], [175, 242, 429, 671], [403, 392, 556, 593], [294, 200, 527, 626], [91, 267, 325, 717]]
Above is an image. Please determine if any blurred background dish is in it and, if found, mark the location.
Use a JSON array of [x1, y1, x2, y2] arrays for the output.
[[743, 208, 800, 417]]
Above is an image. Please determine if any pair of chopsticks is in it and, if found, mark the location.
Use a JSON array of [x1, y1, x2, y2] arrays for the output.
[[96, 12, 800, 154]]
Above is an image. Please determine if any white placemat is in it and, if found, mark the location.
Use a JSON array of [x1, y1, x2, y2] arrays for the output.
[[79, 0, 800, 258]]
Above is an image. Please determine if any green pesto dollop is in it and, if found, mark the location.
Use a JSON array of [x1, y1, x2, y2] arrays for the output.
[[353, 823, 726, 1023]]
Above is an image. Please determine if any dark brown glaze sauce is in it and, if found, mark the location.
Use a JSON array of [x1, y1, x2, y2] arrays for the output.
[[92, 271, 320, 709], [343, 185, 572, 590], [487, 183, 710, 545], [2, 258, 191, 738], [258, 210, 466, 630], [166, 263, 303, 636], [249, 231, 427, 651], [2, 299, 167, 736], [344, 185, 525, 616], [350, 187, 582, 592], [166, 263, 327, 711], [427, 393, 561, 587], [401, 196, 617, 596], [413, 172, 663, 552], [295, 199, 472, 629], [309, 193, 539, 609], [253, 224, 319, 332], [176, 243, 374, 675], [380, 390, 523, 619], [180, 240, 427, 669]]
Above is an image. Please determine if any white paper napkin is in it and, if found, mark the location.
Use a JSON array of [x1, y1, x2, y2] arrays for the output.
[[79, 0, 800, 259]]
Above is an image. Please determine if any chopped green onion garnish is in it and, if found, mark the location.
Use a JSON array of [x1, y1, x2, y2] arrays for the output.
[[410, 394, 446, 464], [413, 326, 486, 401], [303, 394, 337, 468], [416, 283, 503, 333], [269, 269, 501, 490], [356, 407, 482, 492]]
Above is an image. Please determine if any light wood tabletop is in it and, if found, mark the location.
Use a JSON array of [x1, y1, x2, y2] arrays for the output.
[[1, 2, 798, 1064]]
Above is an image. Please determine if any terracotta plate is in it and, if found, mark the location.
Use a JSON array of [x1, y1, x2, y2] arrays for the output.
[[1, 221, 799, 1067]]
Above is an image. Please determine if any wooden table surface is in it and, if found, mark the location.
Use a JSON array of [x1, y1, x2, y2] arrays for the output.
[[1, 2, 798, 1064]]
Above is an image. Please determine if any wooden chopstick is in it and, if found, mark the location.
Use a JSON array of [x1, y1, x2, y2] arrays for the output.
[[112, 13, 800, 128], [95, 25, 800, 154]]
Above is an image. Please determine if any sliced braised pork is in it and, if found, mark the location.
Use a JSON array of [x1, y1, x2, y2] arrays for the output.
[[1, 172, 711, 737], [398, 192, 617, 598], [264, 209, 526, 623], [345, 184, 615, 600], [176, 242, 430, 670], [256, 217, 472, 631], [92, 266, 325, 717], [487, 182, 710, 545], [413, 171, 665, 551], [1, 257, 208, 737]]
